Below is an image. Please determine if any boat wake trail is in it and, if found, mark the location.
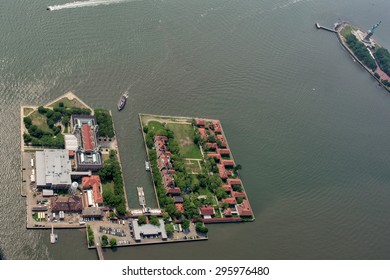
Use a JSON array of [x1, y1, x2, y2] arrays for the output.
[[47, 0, 136, 11]]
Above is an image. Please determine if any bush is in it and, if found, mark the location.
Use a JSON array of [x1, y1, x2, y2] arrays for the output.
[[109, 238, 117, 247], [195, 222, 208, 234], [101, 235, 108, 246], [165, 224, 174, 236], [149, 215, 160, 226], [95, 109, 115, 138], [38, 106, 47, 114], [138, 215, 147, 226], [23, 117, 32, 129]]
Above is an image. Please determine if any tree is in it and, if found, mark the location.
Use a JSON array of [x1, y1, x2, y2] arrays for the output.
[[216, 187, 228, 200], [59, 102, 64, 107], [62, 115, 69, 127], [109, 238, 117, 247], [23, 117, 32, 129], [182, 219, 190, 230], [116, 203, 127, 216], [149, 215, 160, 226], [165, 224, 174, 236], [234, 164, 242, 172], [101, 235, 108, 246], [23, 133, 32, 144], [143, 125, 149, 133], [38, 106, 47, 114], [195, 222, 208, 234], [138, 215, 147, 226]]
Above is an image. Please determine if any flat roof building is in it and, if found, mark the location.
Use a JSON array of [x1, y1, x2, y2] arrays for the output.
[[36, 149, 72, 189], [131, 219, 167, 242]]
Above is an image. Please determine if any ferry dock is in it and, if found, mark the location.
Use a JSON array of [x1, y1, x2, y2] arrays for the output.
[[315, 22, 337, 33]]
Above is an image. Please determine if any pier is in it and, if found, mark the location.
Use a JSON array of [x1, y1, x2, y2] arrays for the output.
[[96, 244, 104, 260], [315, 23, 337, 33], [137, 186, 146, 208]]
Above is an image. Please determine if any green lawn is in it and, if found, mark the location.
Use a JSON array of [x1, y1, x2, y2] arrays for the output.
[[147, 121, 166, 134], [185, 159, 202, 173], [30, 111, 52, 133], [48, 97, 86, 109], [102, 181, 114, 193], [166, 123, 202, 159], [340, 25, 353, 38], [23, 107, 34, 116]]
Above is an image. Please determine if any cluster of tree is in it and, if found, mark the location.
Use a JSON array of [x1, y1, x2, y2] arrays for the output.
[[95, 109, 115, 138], [110, 238, 117, 247], [87, 225, 94, 247], [149, 215, 160, 226], [99, 150, 127, 215], [137, 215, 147, 226], [101, 235, 108, 246], [165, 224, 174, 235], [195, 222, 208, 234], [374, 47, 390, 76], [345, 34, 377, 71]]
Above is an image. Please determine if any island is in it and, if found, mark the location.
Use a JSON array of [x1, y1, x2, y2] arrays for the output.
[[316, 21, 390, 92], [21, 93, 257, 259]]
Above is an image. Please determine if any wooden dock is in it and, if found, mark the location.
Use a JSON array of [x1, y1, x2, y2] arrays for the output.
[[96, 244, 104, 260]]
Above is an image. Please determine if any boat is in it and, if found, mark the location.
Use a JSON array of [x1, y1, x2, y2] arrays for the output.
[[117, 91, 129, 111], [145, 161, 150, 171]]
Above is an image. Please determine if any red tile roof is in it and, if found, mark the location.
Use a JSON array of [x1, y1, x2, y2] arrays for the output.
[[51, 196, 83, 212], [207, 153, 221, 162], [217, 164, 228, 179], [82, 175, 103, 204], [222, 159, 235, 166], [223, 184, 233, 192], [199, 128, 207, 139], [166, 187, 181, 195], [200, 205, 215, 216], [237, 200, 253, 217], [224, 208, 232, 217], [233, 191, 246, 198], [162, 174, 175, 188], [175, 203, 185, 213], [217, 148, 230, 155], [81, 124, 94, 151], [212, 120, 222, 133], [222, 197, 237, 205], [205, 142, 218, 150], [196, 119, 206, 127], [217, 134, 226, 147], [227, 178, 242, 186]]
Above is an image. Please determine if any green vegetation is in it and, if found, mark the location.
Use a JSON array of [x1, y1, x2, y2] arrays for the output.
[[149, 215, 160, 226], [48, 97, 87, 109], [344, 33, 377, 71], [374, 47, 390, 76], [137, 215, 147, 226], [24, 100, 91, 148], [95, 109, 115, 138], [165, 224, 174, 236], [182, 219, 190, 230], [340, 25, 353, 37], [101, 235, 108, 246], [23, 107, 34, 116], [32, 213, 39, 222], [195, 222, 208, 234], [109, 238, 117, 247], [87, 225, 94, 247], [99, 150, 127, 215], [166, 123, 202, 159]]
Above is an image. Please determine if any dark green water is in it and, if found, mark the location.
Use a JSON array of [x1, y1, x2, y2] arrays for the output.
[[1, 0, 390, 259]]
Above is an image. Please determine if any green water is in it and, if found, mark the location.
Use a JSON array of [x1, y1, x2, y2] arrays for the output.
[[0, 0, 390, 259]]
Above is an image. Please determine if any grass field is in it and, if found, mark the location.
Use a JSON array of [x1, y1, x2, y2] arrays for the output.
[[48, 97, 86, 109], [102, 181, 114, 193], [30, 111, 52, 133], [185, 159, 202, 173], [166, 123, 202, 159], [340, 25, 353, 38]]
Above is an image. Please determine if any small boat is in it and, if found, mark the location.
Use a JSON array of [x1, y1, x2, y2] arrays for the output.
[[145, 161, 150, 171], [117, 91, 129, 111]]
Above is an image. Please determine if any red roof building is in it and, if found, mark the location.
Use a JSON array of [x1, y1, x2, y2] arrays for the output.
[[217, 134, 227, 147], [166, 187, 181, 195], [217, 164, 228, 180], [207, 153, 221, 162], [162, 174, 175, 188], [195, 119, 206, 127], [175, 203, 185, 213], [222, 197, 237, 205], [217, 148, 230, 156], [205, 142, 218, 150], [212, 120, 222, 133], [224, 208, 232, 217], [222, 159, 235, 167], [81, 124, 94, 151], [227, 178, 242, 186], [82, 175, 103, 205], [200, 205, 215, 216], [233, 191, 246, 198], [199, 128, 208, 139], [223, 184, 233, 193], [237, 200, 253, 217]]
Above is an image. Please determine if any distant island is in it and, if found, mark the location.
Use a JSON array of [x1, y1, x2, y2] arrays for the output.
[[316, 21, 390, 92]]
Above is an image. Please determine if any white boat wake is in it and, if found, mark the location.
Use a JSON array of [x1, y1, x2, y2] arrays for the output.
[[47, 0, 135, 11]]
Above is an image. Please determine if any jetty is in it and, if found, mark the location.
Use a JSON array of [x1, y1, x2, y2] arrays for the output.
[[50, 225, 57, 244], [96, 244, 104, 260], [315, 22, 337, 33]]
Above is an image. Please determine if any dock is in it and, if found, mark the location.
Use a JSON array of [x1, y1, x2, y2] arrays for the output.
[[50, 225, 57, 244], [96, 244, 104, 260], [315, 22, 337, 33]]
